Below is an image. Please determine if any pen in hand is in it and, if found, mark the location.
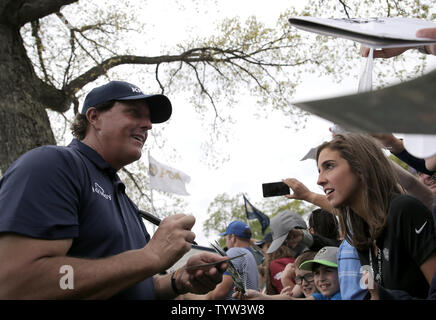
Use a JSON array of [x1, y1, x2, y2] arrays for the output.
[[138, 210, 198, 245]]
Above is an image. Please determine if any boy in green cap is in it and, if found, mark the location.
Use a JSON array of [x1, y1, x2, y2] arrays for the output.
[[299, 246, 341, 300]]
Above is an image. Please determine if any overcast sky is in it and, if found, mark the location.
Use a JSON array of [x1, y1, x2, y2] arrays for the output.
[[55, 0, 436, 246], [129, 0, 436, 246], [133, 0, 360, 244]]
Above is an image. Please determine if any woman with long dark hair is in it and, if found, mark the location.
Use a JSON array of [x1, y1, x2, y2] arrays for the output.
[[316, 133, 436, 298]]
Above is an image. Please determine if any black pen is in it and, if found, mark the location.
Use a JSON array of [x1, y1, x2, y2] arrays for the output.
[[138, 210, 198, 245]]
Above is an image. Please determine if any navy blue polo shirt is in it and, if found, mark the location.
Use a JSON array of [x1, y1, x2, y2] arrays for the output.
[[0, 139, 155, 299]]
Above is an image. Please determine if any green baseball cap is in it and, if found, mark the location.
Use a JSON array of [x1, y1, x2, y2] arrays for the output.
[[299, 246, 338, 271]]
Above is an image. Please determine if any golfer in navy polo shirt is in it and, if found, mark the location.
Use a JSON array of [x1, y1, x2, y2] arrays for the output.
[[0, 81, 227, 299]]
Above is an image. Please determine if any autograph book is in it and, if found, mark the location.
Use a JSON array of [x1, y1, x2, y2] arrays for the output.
[[289, 17, 436, 48]]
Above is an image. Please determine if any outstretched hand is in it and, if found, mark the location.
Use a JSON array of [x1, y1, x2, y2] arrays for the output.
[[360, 46, 410, 59], [179, 252, 228, 295], [416, 28, 436, 55], [232, 288, 264, 300], [361, 27, 436, 58]]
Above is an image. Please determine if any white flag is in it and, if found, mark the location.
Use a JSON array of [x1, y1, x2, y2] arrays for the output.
[[148, 155, 191, 196]]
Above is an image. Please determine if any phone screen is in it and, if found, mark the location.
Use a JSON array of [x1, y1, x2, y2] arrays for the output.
[[262, 182, 290, 197]]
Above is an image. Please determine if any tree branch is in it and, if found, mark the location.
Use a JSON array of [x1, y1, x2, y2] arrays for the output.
[[121, 167, 155, 212], [338, 0, 352, 19], [31, 19, 53, 85], [1, 0, 77, 26]]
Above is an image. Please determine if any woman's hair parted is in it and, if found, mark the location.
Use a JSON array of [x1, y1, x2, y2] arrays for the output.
[[315, 133, 402, 251], [71, 101, 115, 140]]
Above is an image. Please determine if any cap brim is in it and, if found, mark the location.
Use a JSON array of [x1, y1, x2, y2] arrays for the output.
[[119, 94, 172, 124], [299, 259, 338, 271], [266, 233, 288, 254], [219, 232, 227, 236]]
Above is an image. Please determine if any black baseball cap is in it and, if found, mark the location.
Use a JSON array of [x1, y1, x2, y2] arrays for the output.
[[81, 81, 172, 123]]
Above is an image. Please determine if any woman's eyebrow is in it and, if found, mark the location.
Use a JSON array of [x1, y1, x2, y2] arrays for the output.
[[318, 159, 334, 169]]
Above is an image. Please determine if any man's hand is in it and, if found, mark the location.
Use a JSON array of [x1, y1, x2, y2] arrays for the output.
[[370, 133, 404, 154], [177, 252, 228, 295], [360, 46, 410, 59], [232, 288, 264, 300], [361, 27, 436, 58], [144, 214, 196, 273], [416, 28, 436, 55]]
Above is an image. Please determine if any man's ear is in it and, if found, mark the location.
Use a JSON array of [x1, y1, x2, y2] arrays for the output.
[[85, 107, 101, 130]]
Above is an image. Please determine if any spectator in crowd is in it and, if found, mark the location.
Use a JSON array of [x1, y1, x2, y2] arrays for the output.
[[282, 177, 366, 300], [203, 221, 259, 299], [418, 171, 436, 195], [235, 247, 338, 300], [316, 133, 436, 298], [371, 134, 436, 228], [299, 246, 341, 300], [255, 232, 273, 255], [267, 209, 340, 260], [308, 208, 340, 240], [264, 243, 296, 295], [426, 155, 436, 172], [281, 250, 318, 298]]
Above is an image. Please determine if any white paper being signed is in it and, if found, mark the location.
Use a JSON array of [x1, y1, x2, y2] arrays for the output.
[[289, 17, 436, 48]]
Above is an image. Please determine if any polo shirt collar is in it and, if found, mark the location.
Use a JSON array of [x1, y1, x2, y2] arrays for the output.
[[68, 139, 118, 178]]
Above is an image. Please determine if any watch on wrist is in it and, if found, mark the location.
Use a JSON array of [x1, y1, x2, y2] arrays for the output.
[[171, 270, 182, 295]]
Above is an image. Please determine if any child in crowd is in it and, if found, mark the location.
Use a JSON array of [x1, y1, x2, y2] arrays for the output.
[[299, 246, 341, 300], [234, 247, 337, 300], [280, 250, 318, 298]]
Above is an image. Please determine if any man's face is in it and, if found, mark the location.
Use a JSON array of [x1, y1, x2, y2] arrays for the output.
[[92, 100, 152, 169], [313, 265, 340, 298], [225, 234, 235, 249]]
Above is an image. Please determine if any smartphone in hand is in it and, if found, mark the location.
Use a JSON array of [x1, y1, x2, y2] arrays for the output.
[[262, 182, 290, 197]]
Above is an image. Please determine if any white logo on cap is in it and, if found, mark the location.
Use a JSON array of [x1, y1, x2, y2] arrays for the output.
[[131, 86, 142, 93], [318, 247, 327, 255]]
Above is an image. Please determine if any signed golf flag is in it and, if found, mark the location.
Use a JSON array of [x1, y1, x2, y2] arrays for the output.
[[149, 155, 191, 196], [243, 194, 270, 234]]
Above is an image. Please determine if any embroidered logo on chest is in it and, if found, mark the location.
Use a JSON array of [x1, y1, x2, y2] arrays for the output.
[[91, 182, 112, 200]]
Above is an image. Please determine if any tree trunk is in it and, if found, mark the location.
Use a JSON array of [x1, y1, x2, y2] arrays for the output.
[[0, 24, 56, 174]]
